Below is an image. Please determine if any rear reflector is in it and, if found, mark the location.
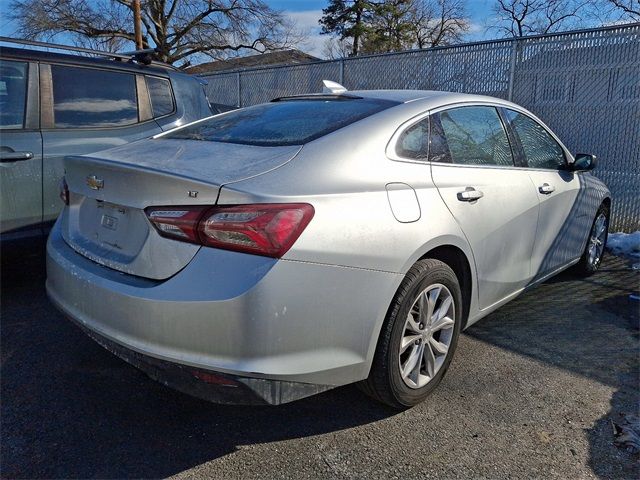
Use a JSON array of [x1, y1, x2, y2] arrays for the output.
[[145, 203, 314, 258], [192, 370, 239, 387]]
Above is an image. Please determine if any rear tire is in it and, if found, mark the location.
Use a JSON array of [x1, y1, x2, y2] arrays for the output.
[[575, 203, 609, 275], [360, 259, 462, 409]]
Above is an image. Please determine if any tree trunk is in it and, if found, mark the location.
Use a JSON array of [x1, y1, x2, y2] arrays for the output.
[[352, 2, 362, 56], [133, 0, 143, 49]]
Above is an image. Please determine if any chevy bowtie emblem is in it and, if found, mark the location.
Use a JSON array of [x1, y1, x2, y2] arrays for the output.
[[86, 175, 104, 190]]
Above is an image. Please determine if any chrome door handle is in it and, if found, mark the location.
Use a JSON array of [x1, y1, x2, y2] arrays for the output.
[[538, 183, 555, 194], [0, 151, 34, 163], [457, 188, 484, 202]]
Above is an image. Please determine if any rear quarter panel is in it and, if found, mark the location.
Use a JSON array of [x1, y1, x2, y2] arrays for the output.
[[217, 108, 481, 370], [160, 73, 214, 129], [217, 108, 474, 274]]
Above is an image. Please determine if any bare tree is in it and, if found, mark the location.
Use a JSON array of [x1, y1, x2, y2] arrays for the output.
[[322, 37, 353, 59], [9, 0, 303, 67], [409, 0, 469, 48], [607, 0, 640, 17], [491, 0, 590, 37], [588, 0, 640, 20], [73, 36, 130, 54]]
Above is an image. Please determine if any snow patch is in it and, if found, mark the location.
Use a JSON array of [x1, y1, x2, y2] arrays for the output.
[[607, 231, 640, 269]]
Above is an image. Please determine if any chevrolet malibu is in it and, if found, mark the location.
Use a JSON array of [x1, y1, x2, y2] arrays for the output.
[[46, 88, 611, 408]]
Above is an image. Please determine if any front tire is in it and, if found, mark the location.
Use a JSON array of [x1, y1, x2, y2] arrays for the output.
[[576, 203, 609, 275], [361, 259, 462, 408]]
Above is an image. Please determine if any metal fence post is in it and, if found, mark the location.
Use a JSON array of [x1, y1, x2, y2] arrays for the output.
[[507, 38, 518, 102], [236, 71, 242, 108], [339, 58, 345, 85]]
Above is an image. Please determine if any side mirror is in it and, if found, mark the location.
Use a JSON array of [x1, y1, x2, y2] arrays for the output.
[[572, 153, 597, 171]]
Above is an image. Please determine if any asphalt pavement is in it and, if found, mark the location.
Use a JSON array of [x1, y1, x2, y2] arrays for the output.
[[1, 242, 638, 479]]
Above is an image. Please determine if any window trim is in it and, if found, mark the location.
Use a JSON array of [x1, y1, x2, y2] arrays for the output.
[[41, 62, 157, 131], [136, 74, 153, 122], [497, 107, 526, 168], [39, 63, 54, 128], [25, 62, 40, 130]]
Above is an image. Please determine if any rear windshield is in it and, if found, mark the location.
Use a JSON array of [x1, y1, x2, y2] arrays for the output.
[[162, 97, 399, 146]]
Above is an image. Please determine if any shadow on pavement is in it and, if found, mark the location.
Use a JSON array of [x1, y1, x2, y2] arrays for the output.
[[1, 249, 396, 479], [465, 255, 639, 479], [1, 249, 638, 478]]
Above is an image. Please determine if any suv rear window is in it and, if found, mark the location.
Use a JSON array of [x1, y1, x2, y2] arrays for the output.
[[146, 76, 174, 118], [163, 97, 399, 146]]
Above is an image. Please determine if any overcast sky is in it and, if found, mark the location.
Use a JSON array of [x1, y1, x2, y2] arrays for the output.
[[0, 0, 498, 59]]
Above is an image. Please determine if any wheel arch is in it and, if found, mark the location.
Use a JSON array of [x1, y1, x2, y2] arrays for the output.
[[418, 245, 473, 329], [362, 235, 477, 380], [360, 245, 475, 404]]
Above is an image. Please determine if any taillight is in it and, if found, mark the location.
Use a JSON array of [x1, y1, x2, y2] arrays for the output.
[[147, 208, 203, 243], [145, 204, 314, 258], [59, 177, 69, 205]]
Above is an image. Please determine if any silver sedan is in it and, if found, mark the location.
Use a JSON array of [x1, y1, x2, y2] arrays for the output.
[[46, 87, 611, 407]]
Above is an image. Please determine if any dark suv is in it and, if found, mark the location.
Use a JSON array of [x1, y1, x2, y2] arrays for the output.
[[0, 38, 218, 242]]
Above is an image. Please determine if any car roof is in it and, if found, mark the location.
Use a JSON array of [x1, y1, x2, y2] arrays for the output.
[[348, 89, 514, 107], [276, 89, 518, 110], [0, 45, 177, 76]]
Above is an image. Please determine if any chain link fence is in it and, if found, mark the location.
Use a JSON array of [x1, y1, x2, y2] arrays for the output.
[[200, 24, 640, 232]]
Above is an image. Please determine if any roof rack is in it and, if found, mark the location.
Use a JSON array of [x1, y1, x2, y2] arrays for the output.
[[0, 36, 178, 70]]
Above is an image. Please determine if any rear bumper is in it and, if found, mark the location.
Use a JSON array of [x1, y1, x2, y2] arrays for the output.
[[46, 220, 402, 403], [67, 318, 331, 405]]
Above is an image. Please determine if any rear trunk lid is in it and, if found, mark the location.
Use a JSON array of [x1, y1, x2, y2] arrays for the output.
[[61, 138, 301, 280]]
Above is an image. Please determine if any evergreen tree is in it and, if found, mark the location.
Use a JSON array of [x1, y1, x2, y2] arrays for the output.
[[319, 1, 379, 56], [361, 0, 415, 53], [320, 0, 470, 57]]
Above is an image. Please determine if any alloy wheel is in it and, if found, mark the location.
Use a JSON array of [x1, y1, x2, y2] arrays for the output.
[[399, 284, 455, 389], [588, 213, 607, 268]]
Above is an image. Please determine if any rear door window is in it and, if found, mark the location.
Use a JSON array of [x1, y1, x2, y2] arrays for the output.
[[146, 76, 174, 118], [431, 106, 514, 167], [164, 97, 400, 146], [0, 59, 28, 129], [503, 109, 566, 170], [51, 65, 138, 128]]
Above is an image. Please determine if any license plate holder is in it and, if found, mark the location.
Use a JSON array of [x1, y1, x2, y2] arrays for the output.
[[96, 202, 129, 247]]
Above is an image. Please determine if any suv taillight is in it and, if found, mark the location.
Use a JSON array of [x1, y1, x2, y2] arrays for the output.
[[145, 204, 314, 258], [59, 177, 69, 205]]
